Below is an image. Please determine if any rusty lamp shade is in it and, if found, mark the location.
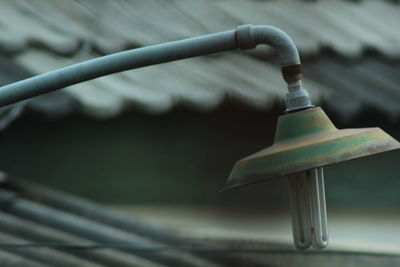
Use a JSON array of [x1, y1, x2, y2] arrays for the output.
[[225, 107, 400, 190]]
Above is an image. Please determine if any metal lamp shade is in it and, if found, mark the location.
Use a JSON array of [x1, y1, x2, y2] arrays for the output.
[[224, 107, 400, 190]]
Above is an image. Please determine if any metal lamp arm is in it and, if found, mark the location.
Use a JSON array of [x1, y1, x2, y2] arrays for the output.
[[0, 24, 312, 111]]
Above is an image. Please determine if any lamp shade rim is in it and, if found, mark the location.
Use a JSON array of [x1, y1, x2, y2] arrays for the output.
[[223, 127, 400, 191]]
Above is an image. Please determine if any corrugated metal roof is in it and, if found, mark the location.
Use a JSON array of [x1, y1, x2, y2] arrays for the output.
[[0, 0, 399, 119], [0, 174, 261, 267], [0, 175, 399, 266]]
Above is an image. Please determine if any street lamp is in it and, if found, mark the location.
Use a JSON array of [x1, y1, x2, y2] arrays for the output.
[[0, 24, 398, 251], [224, 106, 400, 249]]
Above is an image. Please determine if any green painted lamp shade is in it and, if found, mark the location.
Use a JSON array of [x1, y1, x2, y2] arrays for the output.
[[224, 107, 400, 190]]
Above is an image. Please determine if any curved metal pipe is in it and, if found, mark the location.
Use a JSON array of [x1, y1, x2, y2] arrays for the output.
[[0, 24, 312, 111], [236, 25, 300, 66]]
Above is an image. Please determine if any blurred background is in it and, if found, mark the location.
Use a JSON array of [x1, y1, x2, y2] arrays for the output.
[[0, 0, 399, 265]]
